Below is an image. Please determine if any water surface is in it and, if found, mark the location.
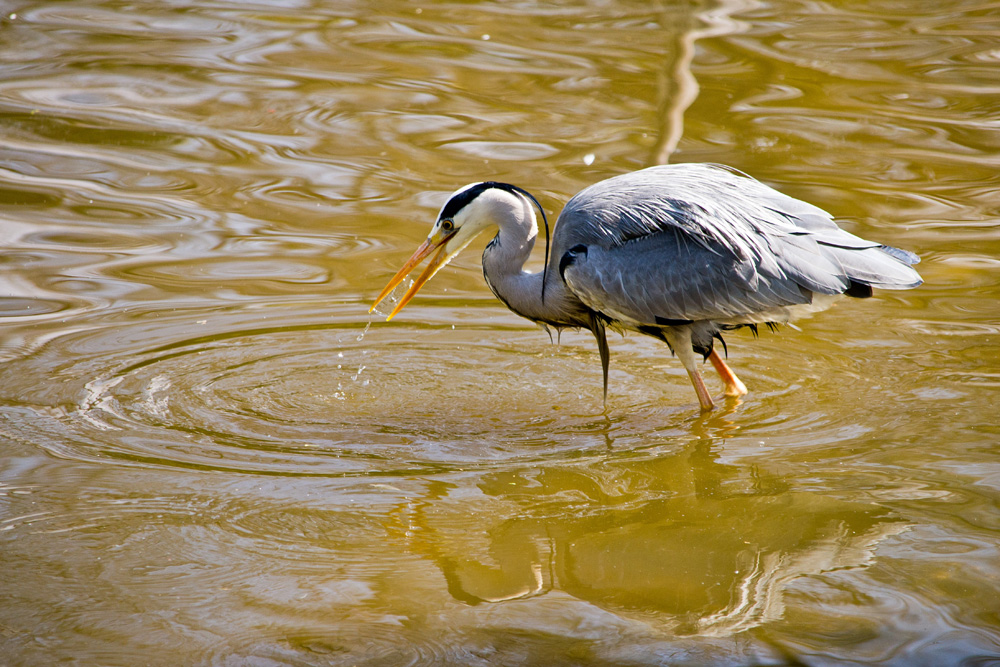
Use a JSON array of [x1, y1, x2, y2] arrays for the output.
[[1, 1, 998, 664]]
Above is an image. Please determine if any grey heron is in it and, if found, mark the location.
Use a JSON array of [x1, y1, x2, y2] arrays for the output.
[[371, 164, 922, 411]]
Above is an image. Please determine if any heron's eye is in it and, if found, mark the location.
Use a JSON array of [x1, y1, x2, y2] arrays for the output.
[[441, 219, 454, 232]]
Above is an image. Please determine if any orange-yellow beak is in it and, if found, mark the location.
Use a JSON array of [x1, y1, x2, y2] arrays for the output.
[[370, 233, 456, 320]]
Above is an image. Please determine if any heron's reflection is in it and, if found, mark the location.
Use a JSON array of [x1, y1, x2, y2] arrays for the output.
[[392, 439, 906, 635]]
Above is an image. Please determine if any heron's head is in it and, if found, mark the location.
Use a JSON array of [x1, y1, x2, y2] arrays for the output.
[[371, 182, 547, 320]]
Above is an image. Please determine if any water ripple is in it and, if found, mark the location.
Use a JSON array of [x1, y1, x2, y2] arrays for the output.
[[0, 0, 997, 662]]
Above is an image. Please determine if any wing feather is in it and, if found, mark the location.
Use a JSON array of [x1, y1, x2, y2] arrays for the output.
[[562, 232, 811, 325], [553, 164, 922, 325]]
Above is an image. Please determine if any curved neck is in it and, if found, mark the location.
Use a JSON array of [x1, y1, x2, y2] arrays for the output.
[[481, 208, 585, 327]]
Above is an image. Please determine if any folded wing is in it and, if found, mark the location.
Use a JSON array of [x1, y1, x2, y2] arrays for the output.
[[556, 164, 922, 326]]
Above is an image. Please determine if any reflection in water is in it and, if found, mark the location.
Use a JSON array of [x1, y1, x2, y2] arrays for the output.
[[399, 439, 907, 636], [649, 0, 751, 165]]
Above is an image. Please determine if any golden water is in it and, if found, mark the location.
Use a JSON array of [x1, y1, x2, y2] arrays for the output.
[[1, 1, 998, 664]]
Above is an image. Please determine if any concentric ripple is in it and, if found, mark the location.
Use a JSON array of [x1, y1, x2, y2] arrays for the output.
[[3, 302, 751, 476], [2, 298, 929, 484]]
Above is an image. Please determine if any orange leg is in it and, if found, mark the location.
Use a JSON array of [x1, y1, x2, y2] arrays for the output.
[[686, 366, 716, 411], [708, 348, 748, 397], [663, 327, 715, 411]]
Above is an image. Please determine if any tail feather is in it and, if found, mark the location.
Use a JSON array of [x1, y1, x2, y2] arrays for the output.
[[824, 245, 923, 292], [878, 244, 921, 265]]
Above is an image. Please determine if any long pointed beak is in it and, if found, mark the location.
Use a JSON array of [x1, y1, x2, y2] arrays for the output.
[[370, 234, 455, 320]]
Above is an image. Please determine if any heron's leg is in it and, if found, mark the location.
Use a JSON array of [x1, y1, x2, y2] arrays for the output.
[[708, 348, 748, 397], [686, 365, 715, 412], [663, 328, 715, 411]]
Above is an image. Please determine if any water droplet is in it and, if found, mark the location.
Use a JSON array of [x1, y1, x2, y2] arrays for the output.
[[356, 319, 372, 342]]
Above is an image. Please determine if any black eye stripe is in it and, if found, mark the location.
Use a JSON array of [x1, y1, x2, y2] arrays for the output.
[[439, 181, 537, 221], [438, 182, 494, 221]]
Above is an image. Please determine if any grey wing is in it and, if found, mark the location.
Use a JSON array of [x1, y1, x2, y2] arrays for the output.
[[750, 180, 922, 290], [562, 227, 921, 326], [561, 230, 813, 325], [553, 164, 922, 325]]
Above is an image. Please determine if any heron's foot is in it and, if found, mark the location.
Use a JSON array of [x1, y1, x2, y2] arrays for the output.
[[722, 376, 748, 398], [708, 349, 748, 398]]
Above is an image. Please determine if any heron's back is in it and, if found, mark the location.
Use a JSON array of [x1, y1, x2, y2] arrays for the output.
[[553, 163, 921, 329]]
